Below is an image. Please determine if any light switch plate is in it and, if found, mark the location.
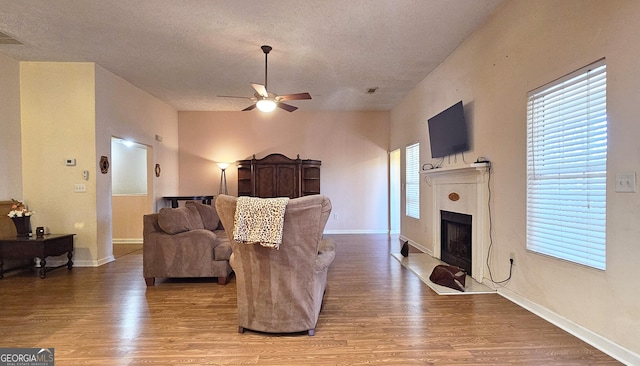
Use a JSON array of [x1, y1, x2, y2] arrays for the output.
[[615, 172, 636, 193]]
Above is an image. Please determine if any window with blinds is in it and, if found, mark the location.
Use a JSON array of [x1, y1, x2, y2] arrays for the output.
[[526, 59, 607, 270], [405, 142, 420, 219]]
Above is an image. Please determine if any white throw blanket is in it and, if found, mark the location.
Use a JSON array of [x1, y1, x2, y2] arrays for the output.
[[233, 196, 289, 249]]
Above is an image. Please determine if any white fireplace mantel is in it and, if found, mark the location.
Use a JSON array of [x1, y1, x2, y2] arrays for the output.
[[421, 163, 490, 282]]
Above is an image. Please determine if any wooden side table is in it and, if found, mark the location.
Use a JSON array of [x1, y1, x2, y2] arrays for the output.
[[0, 234, 75, 279]]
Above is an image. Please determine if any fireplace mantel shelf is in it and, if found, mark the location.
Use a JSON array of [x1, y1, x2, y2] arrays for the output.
[[420, 162, 489, 177]]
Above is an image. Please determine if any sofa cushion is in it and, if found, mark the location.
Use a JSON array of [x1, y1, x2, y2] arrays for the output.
[[157, 205, 204, 234], [185, 200, 220, 231]]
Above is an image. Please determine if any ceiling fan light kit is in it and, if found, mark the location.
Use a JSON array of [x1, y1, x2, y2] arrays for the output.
[[256, 99, 277, 112], [219, 45, 312, 113]]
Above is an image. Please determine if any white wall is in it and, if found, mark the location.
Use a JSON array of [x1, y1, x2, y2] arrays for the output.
[[178, 111, 390, 233], [111, 140, 148, 195], [391, 0, 640, 359], [95, 64, 179, 261], [0, 53, 22, 200]]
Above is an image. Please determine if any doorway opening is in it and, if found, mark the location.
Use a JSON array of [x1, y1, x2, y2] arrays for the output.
[[111, 137, 153, 257]]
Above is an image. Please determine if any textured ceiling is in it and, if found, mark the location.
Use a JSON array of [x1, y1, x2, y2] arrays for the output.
[[0, 0, 504, 112]]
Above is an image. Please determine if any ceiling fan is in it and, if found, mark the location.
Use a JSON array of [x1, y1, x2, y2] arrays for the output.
[[219, 45, 311, 112]]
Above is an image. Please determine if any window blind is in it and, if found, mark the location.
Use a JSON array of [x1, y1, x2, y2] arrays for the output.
[[406, 142, 420, 219], [526, 59, 607, 270]]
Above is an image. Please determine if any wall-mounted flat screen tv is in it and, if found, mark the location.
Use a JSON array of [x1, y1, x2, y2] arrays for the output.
[[427, 101, 469, 158]]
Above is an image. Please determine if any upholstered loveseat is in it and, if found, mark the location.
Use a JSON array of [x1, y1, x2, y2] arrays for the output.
[[215, 194, 336, 336], [143, 200, 233, 286]]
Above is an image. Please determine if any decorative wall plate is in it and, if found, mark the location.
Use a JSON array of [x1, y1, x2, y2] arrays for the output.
[[100, 156, 110, 174], [448, 192, 460, 201], [155, 163, 161, 177]]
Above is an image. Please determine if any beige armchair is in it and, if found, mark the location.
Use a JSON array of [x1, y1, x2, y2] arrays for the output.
[[215, 194, 336, 336]]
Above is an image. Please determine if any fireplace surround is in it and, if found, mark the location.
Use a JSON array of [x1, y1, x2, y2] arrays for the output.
[[421, 164, 489, 282]]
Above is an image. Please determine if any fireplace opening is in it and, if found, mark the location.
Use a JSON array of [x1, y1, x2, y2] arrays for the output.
[[440, 210, 472, 275]]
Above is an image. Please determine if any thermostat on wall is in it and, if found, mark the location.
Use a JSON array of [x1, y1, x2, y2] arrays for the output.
[[65, 158, 76, 166]]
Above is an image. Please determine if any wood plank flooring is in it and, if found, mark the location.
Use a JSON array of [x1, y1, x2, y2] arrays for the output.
[[0, 234, 620, 365]]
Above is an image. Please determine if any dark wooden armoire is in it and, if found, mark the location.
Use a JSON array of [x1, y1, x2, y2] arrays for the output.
[[236, 153, 321, 198]]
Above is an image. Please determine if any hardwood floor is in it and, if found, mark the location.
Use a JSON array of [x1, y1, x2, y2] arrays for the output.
[[0, 234, 619, 365]]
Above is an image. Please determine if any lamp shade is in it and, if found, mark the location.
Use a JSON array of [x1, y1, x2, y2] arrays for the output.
[[217, 162, 230, 170]]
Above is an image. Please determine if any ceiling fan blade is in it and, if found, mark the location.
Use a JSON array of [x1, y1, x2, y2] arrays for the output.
[[278, 92, 312, 101], [277, 102, 298, 112], [242, 104, 257, 111], [251, 83, 269, 98]]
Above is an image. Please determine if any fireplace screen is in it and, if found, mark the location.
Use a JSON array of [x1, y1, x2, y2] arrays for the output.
[[440, 210, 472, 275]]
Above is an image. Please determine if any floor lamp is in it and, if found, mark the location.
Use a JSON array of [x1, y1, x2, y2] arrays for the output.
[[217, 162, 229, 195]]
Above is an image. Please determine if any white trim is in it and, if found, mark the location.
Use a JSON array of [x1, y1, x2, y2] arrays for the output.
[[112, 238, 143, 244], [324, 229, 389, 235], [499, 287, 640, 365], [399, 235, 432, 256], [421, 164, 490, 283], [44, 255, 115, 267]]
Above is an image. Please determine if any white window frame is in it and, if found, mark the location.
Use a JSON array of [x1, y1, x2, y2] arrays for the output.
[[526, 59, 607, 270], [405, 142, 420, 219]]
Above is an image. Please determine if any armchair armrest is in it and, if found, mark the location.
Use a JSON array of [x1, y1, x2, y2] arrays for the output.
[[316, 238, 336, 271]]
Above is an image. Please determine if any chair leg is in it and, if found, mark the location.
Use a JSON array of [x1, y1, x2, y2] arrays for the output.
[[308, 329, 315, 336], [145, 277, 155, 286]]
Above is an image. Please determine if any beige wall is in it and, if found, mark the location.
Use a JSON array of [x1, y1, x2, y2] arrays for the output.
[[178, 111, 390, 233], [111, 195, 147, 242], [15, 62, 178, 265], [391, 0, 640, 358], [0, 53, 22, 200], [20, 62, 98, 264]]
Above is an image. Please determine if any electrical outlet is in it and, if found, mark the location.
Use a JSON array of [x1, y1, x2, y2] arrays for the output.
[[510, 252, 516, 266], [74, 184, 86, 193], [333, 213, 338, 220]]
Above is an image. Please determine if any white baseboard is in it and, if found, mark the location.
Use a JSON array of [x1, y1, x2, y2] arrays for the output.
[[499, 287, 640, 365], [398, 235, 432, 256], [43, 255, 114, 268], [324, 229, 389, 234], [112, 238, 143, 244]]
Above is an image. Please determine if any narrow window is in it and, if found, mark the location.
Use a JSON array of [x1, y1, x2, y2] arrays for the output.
[[526, 59, 607, 270], [405, 142, 420, 219]]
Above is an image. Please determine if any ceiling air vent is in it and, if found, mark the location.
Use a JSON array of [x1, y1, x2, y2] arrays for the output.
[[0, 31, 22, 45]]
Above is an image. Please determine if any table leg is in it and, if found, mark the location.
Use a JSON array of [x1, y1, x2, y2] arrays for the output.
[[67, 251, 73, 270], [40, 258, 47, 279]]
